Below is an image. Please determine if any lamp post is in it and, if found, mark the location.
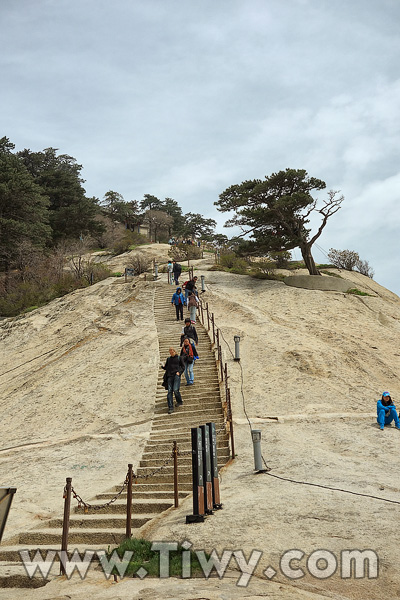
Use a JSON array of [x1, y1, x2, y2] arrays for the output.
[[234, 335, 240, 361]]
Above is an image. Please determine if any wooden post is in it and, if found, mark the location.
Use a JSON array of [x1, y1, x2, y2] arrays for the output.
[[60, 477, 72, 576], [206, 303, 210, 331], [211, 313, 215, 345], [124, 268, 127, 283], [126, 464, 133, 538], [173, 441, 179, 508]]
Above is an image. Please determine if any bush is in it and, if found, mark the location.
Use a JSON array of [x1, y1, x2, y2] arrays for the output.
[[356, 259, 374, 279], [328, 248, 374, 279], [169, 244, 202, 262], [328, 248, 359, 270], [220, 252, 248, 272], [268, 250, 291, 268], [126, 253, 152, 275]]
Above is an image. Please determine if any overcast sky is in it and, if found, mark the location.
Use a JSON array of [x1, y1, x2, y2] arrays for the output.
[[2, 0, 400, 293]]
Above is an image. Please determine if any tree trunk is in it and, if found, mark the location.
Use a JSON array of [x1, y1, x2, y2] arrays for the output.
[[299, 244, 320, 275]]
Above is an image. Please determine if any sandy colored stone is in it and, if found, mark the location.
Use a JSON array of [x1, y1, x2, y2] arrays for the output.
[[1, 246, 400, 599]]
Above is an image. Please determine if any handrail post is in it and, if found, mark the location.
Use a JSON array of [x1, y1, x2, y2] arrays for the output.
[[211, 313, 215, 345], [227, 389, 235, 459], [60, 477, 72, 576], [173, 441, 179, 508], [206, 303, 210, 331], [126, 464, 133, 538]]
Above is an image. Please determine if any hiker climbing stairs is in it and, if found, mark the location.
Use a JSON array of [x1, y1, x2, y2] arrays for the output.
[[0, 276, 230, 586]]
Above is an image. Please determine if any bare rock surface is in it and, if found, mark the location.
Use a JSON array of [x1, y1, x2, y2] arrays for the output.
[[1, 247, 400, 599]]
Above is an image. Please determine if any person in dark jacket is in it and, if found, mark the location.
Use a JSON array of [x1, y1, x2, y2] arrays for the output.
[[172, 261, 182, 285], [180, 317, 199, 359], [171, 287, 185, 321], [184, 276, 198, 301], [162, 347, 185, 413], [377, 391, 400, 430]]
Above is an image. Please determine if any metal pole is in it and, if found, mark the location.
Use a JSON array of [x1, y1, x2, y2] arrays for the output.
[[216, 329, 220, 371], [126, 464, 133, 538], [251, 430, 263, 471], [60, 477, 72, 576], [227, 389, 235, 459], [154, 262, 158, 279], [234, 335, 241, 361], [201, 275, 205, 292], [173, 441, 179, 508]]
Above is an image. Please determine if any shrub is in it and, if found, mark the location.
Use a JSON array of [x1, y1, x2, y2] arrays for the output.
[[328, 248, 359, 270], [126, 253, 152, 275], [169, 244, 202, 262], [268, 250, 291, 268], [328, 248, 374, 278], [220, 252, 248, 272], [356, 259, 374, 279]]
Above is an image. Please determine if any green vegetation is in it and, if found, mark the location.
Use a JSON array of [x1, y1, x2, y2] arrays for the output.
[[216, 168, 344, 276], [346, 288, 373, 297], [320, 270, 343, 278], [328, 248, 374, 279], [107, 538, 207, 578]]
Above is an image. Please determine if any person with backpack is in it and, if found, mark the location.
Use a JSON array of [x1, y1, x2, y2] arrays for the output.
[[172, 261, 182, 285], [171, 287, 185, 321], [377, 391, 400, 431], [180, 318, 199, 359], [161, 347, 185, 413], [180, 337, 194, 385], [187, 290, 199, 324], [184, 276, 198, 301]]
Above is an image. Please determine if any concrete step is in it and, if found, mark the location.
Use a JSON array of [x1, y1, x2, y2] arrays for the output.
[[108, 481, 192, 493], [141, 447, 230, 461], [19, 528, 126, 546], [148, 430, 228, 443], [73, 499, 173, 515], [0, 562, 54, 588], [46, 513, 155, 529], [96, 490, 190, 500], [0, 545, 103, 563]]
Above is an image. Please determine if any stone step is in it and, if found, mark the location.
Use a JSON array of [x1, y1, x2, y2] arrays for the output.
[[150, 418, 225, 432], [108, 481, 192, 493], [46, 513, 156, 529], [152, 407, 223, 421], [73, 499, 173, 515], [19, 529, 126, 546], [96, 490, 190, 500], [0, 562, 55, 587], [0, 545, 106, 563]]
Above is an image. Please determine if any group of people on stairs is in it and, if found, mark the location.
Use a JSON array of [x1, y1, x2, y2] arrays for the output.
[[162, 274, 201, 414]]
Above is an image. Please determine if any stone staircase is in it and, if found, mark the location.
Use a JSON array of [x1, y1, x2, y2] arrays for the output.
[[0, 278, 230, 586]]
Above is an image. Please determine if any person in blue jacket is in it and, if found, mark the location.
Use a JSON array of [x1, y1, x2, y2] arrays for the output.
[[377, 391, 400, 431], [171, 287, 185, 321]]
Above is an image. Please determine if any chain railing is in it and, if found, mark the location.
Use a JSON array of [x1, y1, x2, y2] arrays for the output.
[[61, 440, 185, 561], [198, 295, 235, 460]]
